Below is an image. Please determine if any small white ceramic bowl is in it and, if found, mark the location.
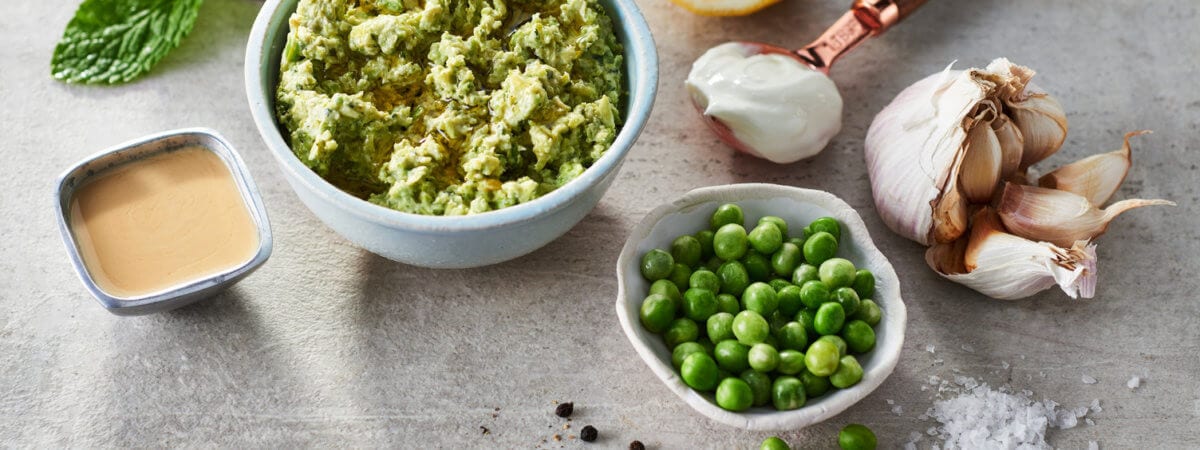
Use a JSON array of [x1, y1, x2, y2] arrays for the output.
[[615, 183, 906, 430], [244, 0, 658, 269]]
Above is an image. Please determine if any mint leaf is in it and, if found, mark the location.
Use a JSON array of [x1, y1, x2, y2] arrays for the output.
[[51, 0, 204, 84]]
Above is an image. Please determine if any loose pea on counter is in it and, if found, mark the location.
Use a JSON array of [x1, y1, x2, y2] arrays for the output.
[[637, 204, 884, 412]]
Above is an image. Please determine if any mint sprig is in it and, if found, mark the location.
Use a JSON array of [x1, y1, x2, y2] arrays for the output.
[[51, 0, 204, 84]]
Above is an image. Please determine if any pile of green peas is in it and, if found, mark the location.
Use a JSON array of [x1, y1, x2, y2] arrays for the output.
[[638, 203, 884, 413]]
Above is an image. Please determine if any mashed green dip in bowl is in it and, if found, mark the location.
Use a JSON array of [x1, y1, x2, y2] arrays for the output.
[[246, 0, 656, 268]]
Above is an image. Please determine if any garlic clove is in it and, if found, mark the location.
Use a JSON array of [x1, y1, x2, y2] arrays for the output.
[[997, 182, 1175, 247], [1007, 88, 1068, 169], [926, 207, 1098, 299], [1039, 130, 1149, 206], [958, 122, 1003, 203], [991, 114, 1024, 180]]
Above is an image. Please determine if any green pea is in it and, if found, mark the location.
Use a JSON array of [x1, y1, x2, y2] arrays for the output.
[[758, 216, 789, 237], [771, 376, 807, 410], [664, 318, 699, 349], [777, 349, 805, 375], [742, 251, 772, 281], [852, 269, 876, 299], [819, 258, 856, 288], [717, 261, 750, 297], [817, 335, 848, 357], [802, 231, 838, 266], [792, 263, 819, 286], [777, 322, 809, 351], [715, 377, 754, 412], [807, 217, 841, 242], [690, 269, 721, 292], [805, 339, 840, 376], [695, 230, 716, 261], [767, 278, 791, 291], [669, 263, 692, 292], [830, 355, 863, 388], [799, 280, 831, 310], [711, 203, 744, 230], [771, 243, 803, 277], [704, 255, 723, 272], [814, 302, 846, 335], [680, 353, 720, 391], [740, 370, 772, 407], [838, 424, 877, 450], [775, 285, 804, 318], [707, 312, 736, 344], [683, 288, 718, 323], [713, 224, 749, 261], [748, 343, 780, 372], [761, 436, 791, 450], [640, 249, 674, 281], [670, 235, 703, 268], [671, 342, 707, 370], [854, 299, 883, 327], [842, 320, 876, 354], [639, 293, 675, 333], [742, 282, 778, 316], [716, 293, 741, 315], [787, 236, 806, 248], [799, 370, 832, 398], [732, 310, 769, 345], [748, 222, 783, 255], [832, 287, 861, 317], [796, 309, 818, 339], [714, 339, 751, 372], [648, 279, 683, 315]]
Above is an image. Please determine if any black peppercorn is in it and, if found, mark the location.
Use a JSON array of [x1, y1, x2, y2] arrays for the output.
[[629, 440, 645, 450], [555, 402, 574, 418], [580, 425, 598, 442]]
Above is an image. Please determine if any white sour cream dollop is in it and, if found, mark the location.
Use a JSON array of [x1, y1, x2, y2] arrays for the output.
[[686, 42, 844, 163]]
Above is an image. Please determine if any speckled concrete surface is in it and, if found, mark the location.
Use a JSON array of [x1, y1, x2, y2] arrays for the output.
[[2, 0, 1198, 448]]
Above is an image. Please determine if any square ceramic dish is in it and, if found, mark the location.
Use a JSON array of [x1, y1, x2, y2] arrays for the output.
[[615, 183, 906, 430], [54, 128, 273, 315]]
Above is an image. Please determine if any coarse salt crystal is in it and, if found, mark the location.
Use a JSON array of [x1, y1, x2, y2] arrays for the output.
[[961, 343, 975, 353], [1001, 361, 1010, 370], [1088, 441, 1099, 450], [1090, 399, 1102, 413], [1082, 374, 1097, 384], [893, 405, 904, 416], [919, 376, 1092, 449], [903, 443, 917, 450], [1127, 376, 1141, 389], [926, 344, 936, 353], [888, 399, 895, 405], [1086, 418, 1096, 426]]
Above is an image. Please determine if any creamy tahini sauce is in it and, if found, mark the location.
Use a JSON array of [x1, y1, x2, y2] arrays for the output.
[[69, 147, 258, 298], [686, 42, 844, 164]]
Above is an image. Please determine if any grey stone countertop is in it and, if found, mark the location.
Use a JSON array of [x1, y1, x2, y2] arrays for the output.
[[2, 0, 1197, 447]]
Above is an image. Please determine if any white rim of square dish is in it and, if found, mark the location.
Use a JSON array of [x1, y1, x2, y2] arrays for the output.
[[614, 183, 906, 430]]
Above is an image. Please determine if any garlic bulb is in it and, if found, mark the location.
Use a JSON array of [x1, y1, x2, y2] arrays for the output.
[[865, 58, 1173, 299]]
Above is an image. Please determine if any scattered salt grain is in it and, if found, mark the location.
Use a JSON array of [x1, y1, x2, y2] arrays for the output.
[[961, 343, 975, 353], [903, 443, 917, 450], [1085, 418, 1096, 426], [1088, 440, 1099, 450], [1082, 374, 1097, 384], [893, 405, 905, 416], [1090, 399, 1102, 413], [1127, 376, 1141, 389], [888, 399, 895, 405], [1001, 361, 1010, 370], [927, 344, 936, 353], [919, 376, 1093, 449], [934, 358, 944, 365]]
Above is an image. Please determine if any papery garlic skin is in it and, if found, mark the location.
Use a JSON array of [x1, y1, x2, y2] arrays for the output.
[[864, 65, 985, 246], [926, 208, 1097, 300], [687, 42, 843, 163]]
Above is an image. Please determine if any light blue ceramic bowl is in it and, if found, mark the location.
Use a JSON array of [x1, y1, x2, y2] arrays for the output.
[[245, 0, 657, 268]]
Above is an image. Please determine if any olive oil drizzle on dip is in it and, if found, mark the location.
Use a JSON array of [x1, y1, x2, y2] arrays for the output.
[[69, 147, 259, 298], [276, 0, 625, 216]]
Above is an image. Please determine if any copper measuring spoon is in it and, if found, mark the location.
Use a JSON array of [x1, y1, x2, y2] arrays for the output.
[[695, 0, 928, 155]]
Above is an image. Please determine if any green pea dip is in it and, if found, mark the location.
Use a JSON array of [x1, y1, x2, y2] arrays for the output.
[[276, 0, 625, 215]]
